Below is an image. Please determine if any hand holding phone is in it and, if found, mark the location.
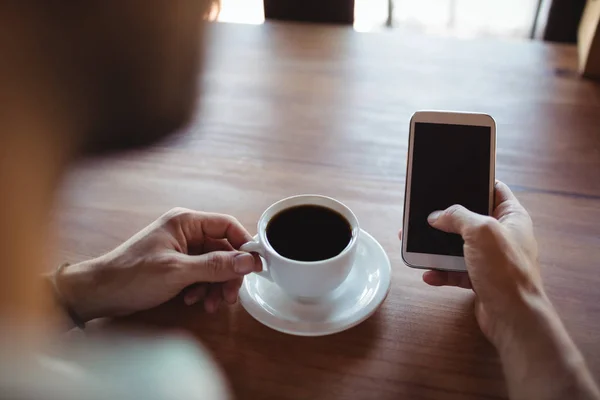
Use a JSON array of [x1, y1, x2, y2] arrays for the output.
[[401, 111, 496, 271], [404, 181, 600, 400], [401, 180, 543, 339], [400, 116, 600, 399]]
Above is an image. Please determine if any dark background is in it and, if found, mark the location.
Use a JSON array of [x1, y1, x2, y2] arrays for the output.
[[263, 0, 587, 43]]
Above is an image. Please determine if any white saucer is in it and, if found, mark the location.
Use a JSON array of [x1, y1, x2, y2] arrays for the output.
[[239, 229, 391, 336]]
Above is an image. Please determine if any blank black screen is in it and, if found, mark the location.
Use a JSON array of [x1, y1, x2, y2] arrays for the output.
[[406, 122, 491, 256]]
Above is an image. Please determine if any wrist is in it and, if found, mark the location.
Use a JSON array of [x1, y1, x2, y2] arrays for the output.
[[496, 291, 593, 400], [485, 258, 549, 351], [54, 257, 107, 323], [494, 287, 554, 352]]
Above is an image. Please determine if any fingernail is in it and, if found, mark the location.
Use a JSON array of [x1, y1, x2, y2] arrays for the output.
[[222, 285, 238, 305], [428, 211, 442, 223], [184, 295, 198, 306], [213, 298, 222, 312], [254, 257, 263, 273], [234, 253, 255, 274], [205, 299, 216, 313], [225, 290, 238, 305]]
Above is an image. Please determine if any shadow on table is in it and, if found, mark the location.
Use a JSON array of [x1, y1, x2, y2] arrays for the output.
[[87, 294, 506, 399], [90, 296, 381, 399], [218, 306, 384, 399]]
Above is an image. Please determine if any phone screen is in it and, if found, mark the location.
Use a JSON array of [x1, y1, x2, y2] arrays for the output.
[[406, 122, 492, 257]]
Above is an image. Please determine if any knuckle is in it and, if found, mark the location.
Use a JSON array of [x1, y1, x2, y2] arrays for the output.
[[504, 202, 528, 217], [148, 253, 182, 277], [204, 252, 232, 278], [161, 207, 186, 220], [472, 217, 501, 238], [166, 207, 188, 217], [445, 204, 465, 218], [161, 207, 193, 226], [157, 253, 179, 266], [227, 214, 241, 225], [215, 213, 238, 226]]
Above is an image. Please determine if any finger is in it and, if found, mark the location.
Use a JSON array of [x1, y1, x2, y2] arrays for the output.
[[447, 272, 472, 289], [474, 298, 490, 338], [422, 270, 447, 286], [203, 238, 234, 253], [197, 213, 253, 249], [204, 284, 222, 313], [184, 283, 208, 306], [494, 180, 518, 207], [252, 252, 263, 273], [493, 181, 529, 222], [427, 205, 488, 236], [222, 278, 243, 305], [423, 270, 472, 289], [188, 238, 234, 258], [398, 229, 402, 241], [178, 251, 256, 284]]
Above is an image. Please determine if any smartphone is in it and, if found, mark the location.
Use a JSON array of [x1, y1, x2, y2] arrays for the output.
[[401, 111, 496, 271]]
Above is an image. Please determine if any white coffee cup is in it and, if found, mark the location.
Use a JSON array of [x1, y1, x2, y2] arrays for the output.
[[240, 195, 360, 299]]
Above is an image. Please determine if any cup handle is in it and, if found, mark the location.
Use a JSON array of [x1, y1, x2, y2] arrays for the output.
[[240, 235, 273, 282]]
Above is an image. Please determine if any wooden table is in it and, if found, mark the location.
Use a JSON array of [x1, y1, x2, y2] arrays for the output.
[[56, 22, 600, 400]]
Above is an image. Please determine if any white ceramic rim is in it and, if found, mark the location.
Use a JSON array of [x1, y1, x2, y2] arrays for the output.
[[239, 229, 391, 336], [257, 194, 360, 266]]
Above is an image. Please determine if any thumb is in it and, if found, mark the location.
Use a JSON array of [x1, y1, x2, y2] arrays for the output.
[[427, 204, 488, 236], [179, 251, 258, 283], [474, 297, 494, 343]]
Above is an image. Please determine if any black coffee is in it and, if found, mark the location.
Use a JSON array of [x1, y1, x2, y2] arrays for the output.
[[266, 204, 352, 262]]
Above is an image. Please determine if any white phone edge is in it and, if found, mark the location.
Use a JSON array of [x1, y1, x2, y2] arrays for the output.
[[401, 110, 497, 272]]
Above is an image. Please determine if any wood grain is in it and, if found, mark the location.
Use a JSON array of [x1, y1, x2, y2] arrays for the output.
[[55, 22, 600, 400]]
